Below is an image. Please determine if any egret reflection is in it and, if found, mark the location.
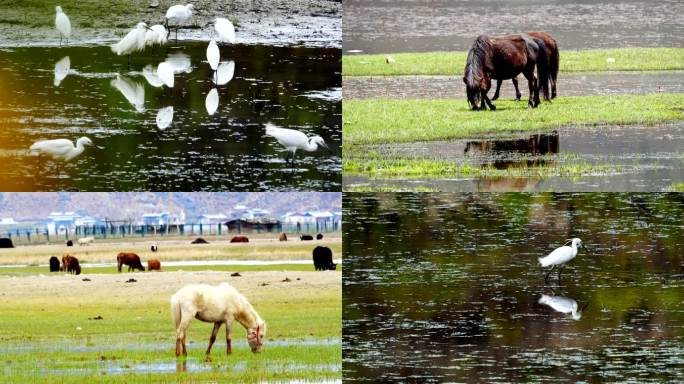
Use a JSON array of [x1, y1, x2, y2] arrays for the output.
[[53, 56, 70, 87], [111, 75, 145, 112], [156, 61, 174, 88], [205, 88, 219, 115], [164, 52, 192, 74], [538, 294, 583, 320], [213, 61, 235, 86], [156, 106, 174, 130], [142, 65, 164, 87]]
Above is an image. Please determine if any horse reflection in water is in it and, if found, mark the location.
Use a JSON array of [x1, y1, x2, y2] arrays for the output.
[[176, 360, 187, 372]]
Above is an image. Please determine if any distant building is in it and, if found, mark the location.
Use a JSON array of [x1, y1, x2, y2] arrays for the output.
[[142, 212, 170, 226], [282, 211, 336, 227], [198, 213, 228, 225], [242, 208, 271, 221], [0, 218, 18, 226], [46, 212, 81, 235]]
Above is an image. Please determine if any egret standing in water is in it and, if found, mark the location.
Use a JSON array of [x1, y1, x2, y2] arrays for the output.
[[539, 238, 589, 282], [165, 4, 194, 40], [213, 17, 236, 44], [265, 123, 328, 164], [55, 6, 71, 46], [30, 136, 93, 172], [207, 39, 220, 81], [111, 22, 150, 67], [145, 24, 168, 48]]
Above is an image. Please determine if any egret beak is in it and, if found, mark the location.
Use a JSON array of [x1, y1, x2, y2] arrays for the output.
[[581, 243, 590, 254], [144, 25, 153, 31]]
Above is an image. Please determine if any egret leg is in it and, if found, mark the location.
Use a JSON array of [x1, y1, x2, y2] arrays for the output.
[[557, 265, 564, 283], [544, 265, 555, 282], [59, 35, 62, 47]]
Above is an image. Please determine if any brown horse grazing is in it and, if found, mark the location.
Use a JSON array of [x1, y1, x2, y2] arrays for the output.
[[117, 252, 145, 272], [147, 259, 161, 271], [230, 236, 249, 243], [278, 232, 287, 241], [463, 34, 550, 110], [62, 255, 81, 275], [492, 31, 559, 101]]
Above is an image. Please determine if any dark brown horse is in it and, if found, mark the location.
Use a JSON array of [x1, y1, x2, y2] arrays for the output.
[[117, 252, 145, 272], [62, 254, 81, 275], [463, 34, 550, 110], [492, 31, 559, 101], [230, 236, 249, 243]]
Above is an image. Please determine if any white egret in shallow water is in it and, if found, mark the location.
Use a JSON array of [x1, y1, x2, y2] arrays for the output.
[[30, 137, 92, 161], [538, 294, 583, 320], [142, 65, 164, 87], [157, 61, 175, 88], [207, 39, 220, 71], [54, 56, 70, 87], [165, 4, 194, 40], [55, 6, 71, 46], [145, 24, 168, 47], [213, 17, 236, 44], [205, 88, 218, 115], [539, 238, 589, 281], [212, 61, 235, 86], [156, 106, 174, 129], [265, 123, 328, 163], [111, 22, 150, 66], [111, 75, 145, 112]]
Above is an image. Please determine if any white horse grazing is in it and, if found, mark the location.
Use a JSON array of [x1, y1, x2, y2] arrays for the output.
[[170, 283, 266, 357], [77, 236, 94, 246]]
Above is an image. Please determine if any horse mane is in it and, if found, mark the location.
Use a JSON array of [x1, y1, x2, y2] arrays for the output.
[[465, 35, 491, 88]]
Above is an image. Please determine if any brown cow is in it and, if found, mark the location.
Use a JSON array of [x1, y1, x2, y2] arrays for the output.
[[147, 259, 161, 271], [230, 236, 249, 243], [278, 232, 287, 241], [61, 254, 81, 275], [117, 252, 145, 272]]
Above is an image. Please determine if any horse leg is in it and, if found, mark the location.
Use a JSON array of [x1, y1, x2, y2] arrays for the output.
[[481, 88, 495, 111], [176, 316, 192, 357], [512, 77, 522, 101], [524, 72, 537, 108], [491, 80, 502, 101], [206, 322, 221, 355], [225, 319, 234, 354]]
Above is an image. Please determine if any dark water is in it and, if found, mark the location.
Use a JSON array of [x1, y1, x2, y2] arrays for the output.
[[0, 43, 341, 191], [344, 0, 684, 53], [344, 193, 684, 382]]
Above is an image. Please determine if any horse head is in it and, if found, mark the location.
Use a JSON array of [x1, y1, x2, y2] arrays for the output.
[[464, 35, 491, 110], [247, 322, 267, 353]]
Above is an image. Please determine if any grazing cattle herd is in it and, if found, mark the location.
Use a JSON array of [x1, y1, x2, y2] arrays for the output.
[[45, 233, 337, 275]]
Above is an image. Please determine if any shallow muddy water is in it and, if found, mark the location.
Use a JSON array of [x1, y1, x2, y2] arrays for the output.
[[343, 193, 684, 382], [343, 71, 684, 100], [344, 0, 684, 53], [0, 43, 341, 191], [345, 123, 684, 192]]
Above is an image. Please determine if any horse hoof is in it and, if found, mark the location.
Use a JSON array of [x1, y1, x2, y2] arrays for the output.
[[490, 105, 496, 111]]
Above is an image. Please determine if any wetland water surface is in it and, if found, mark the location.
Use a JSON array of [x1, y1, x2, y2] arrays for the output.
[[344, 193, 684, 382], [0, 43, 341, 191]]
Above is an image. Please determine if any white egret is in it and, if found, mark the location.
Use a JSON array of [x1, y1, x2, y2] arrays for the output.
[[157, 61, 175, 87], [538, 238, 589, 281], [145, 24, 168, 47], [142, 65, 164, 87], [165, 4, 194, 40], [156, 106, 174, 129], [205, 88, 218, 115], [207, 39, 220, 70], [54, 56, 70, 87], [111, 22, 150, 66], [30, 137, 92, 161], [111, 75, 145, 112], [212, 61, 235, 86], [213, 17, 236, 44], [55, 6, 71, 46], [264, 123, 328, 163], [538, 294, 583, 320]]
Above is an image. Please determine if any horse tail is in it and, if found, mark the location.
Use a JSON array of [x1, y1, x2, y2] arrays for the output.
[[551, 41, 559, 96], [170, 294, 182, 331], [535, 38, 551, 102]]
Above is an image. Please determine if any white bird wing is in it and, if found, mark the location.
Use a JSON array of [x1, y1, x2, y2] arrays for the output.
[[156, 106, 174, 130], [213, 61, 235, 85], [265, 125, 309, 149], [142, 65, 164, 87], [215, 18, 236, 44], [539, 245, 574, 267], [111, 27, 144, 56], [30, 139, 74, 159], [207, 40, 220, 70], [205, 88, 219, 115], [54, 56, 70, 87], [157, 62, 175, 87], [56, 12, 71, 37]]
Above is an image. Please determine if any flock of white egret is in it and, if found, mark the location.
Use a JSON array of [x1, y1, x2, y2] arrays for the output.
[[30, 4, 329, 171]]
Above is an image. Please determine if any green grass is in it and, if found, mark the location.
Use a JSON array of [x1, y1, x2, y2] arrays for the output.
[[343, 48, 684, 76], [343, 93, 684, 145]]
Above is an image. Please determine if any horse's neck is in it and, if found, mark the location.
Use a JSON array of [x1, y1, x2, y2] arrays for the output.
[[235, 303, 261, 329]]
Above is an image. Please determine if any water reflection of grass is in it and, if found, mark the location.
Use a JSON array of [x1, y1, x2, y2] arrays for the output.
[[343, 48, 684, 76], [344, 94, 684, 145]]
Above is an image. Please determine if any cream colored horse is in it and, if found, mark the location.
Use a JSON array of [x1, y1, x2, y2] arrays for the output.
[[170, 283, 266, 357]]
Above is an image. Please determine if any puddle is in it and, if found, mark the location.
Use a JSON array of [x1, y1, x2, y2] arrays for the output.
[[343, 0, 684, 53], [345, 123, 684, 192], [343, 193, 684, 382], [0, 42, 341, 191], [343, 72, 684, 100]]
